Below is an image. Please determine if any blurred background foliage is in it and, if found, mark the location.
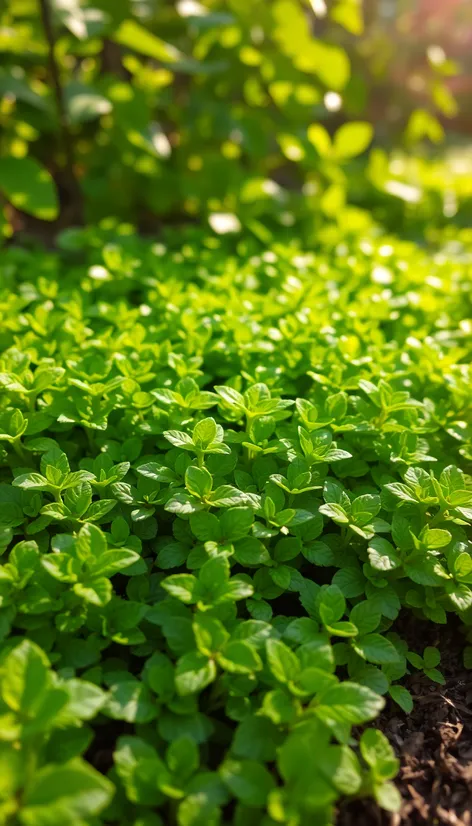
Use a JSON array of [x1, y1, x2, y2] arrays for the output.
[[0, 0, 471, 242]]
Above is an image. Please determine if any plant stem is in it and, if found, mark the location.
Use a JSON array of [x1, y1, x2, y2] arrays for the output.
[[429, 505, 447, 527], [12, 438, 28, 462], [38, 0, 82, 220], [52, 488, 62, 503]]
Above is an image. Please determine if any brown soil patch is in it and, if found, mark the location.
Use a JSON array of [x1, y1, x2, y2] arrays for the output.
[[338, 624, 472, 825]]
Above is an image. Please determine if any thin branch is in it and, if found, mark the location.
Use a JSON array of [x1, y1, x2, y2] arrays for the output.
[[38, 0, 82, 218]]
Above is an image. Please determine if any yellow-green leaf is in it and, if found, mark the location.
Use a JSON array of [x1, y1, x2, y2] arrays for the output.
[[0, 157, 59, 221], [113, 20, 181, 63], [333, 121, 373, 160], [307, 123, 332, 157]]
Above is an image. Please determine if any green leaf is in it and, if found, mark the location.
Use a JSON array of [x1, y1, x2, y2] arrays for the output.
[[74, 577, 112, 606], [319, 503, 349, 524], [193, 615, 229, 655], [193, 418, 218, 448], [217, 640, 262, 674], [76, 523, 107, 559], [349, 602, 381, 636], [420, 528, 451, 550], [210, 485, 247, 507], [389, 685, 413, 714], [449, 584, 472, 612], [167, 736, 199, 780], [177, 793, 220, 826], [351, 494, 381, 525], [214, 386, 245, 411], [189, 511, 221, 542], [302, 41, 350, 89], [331, 1, 364, 34], [233, 715, 281, 761], [20, 758, 114, 826], [143, 653, 175, 700], [423, 646, 440, 669], [137, 462, 177, 483], [186, 465, 212, 498], [166, 492, 203, 515], [199, 556, 229, 590], [333, 122, 373, 160], [104, 680, 157, 723], [220, 508, 254, 541], [360, 729, 399, 780], [333, 567, 365, 598], [266, 638, 300, 684], [319, 585, 346, 625], [0, 71, 50, 111], [374, 781, 402, 812], [13, 473, 49, 490], [276, 722, 336, 806], [404, 558, 448, 587], [164, 430, 194, 449], [316, 682, 385, 724], [405, 109, 444, 144], [261, 689, 298, 725], [65, 81, 112, 124], [175, 652, 217, 696], [162, 574, 199, 603], [21, 686, 68, 736], [232, 620, 273, 648], [424, 667, 445, 685], [0, 157, 59, 220], [307, 123, 331, 157], [87, 548, 140, 577], [114, 736, 164, 806], [321, 745, 362, 795], [0, 408, 27, 439], [298, 667, 338, 694], [353, 634, 400, 665], [2, 640, 49, 715], [325, 620, 358, 638], [63, 679, 107, 722], [219, 759, 275, 807], [113, 20, 181, 62], [367, 538, 401, 572]]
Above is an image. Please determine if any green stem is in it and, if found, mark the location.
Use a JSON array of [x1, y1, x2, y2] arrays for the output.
[[12, 438, 28, 462], [429, 505, 448, 527], [374, 407, 388, 429], [85, 428, 97, 456], [23, 739, 39, 785], [52, 488, 62, 503], [245, 443, 257, 463]]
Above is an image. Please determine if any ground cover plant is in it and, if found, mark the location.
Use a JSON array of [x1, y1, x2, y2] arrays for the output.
[[0, 220, 471, 825]]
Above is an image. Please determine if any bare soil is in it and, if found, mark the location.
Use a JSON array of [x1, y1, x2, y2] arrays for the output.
[[338, 622, 472, 825]]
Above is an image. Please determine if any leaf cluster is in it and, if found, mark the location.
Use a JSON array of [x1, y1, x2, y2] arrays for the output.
[[0, 223, 471, 824]]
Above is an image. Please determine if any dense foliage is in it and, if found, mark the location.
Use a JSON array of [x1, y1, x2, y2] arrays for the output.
[[0, 221, 471, 824], [1, 0, 472, 239], [1, 0, 471, 822]]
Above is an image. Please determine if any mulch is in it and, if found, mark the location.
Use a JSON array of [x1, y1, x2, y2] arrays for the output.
[[338, 621, 472, 825]]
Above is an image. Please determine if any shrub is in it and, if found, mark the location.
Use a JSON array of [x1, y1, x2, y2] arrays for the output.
[[1, 0, 470, 238], [0, 222, 471, 825]]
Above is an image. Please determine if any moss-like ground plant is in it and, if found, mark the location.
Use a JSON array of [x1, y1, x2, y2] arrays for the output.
[[0, 222, 471, 826]]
